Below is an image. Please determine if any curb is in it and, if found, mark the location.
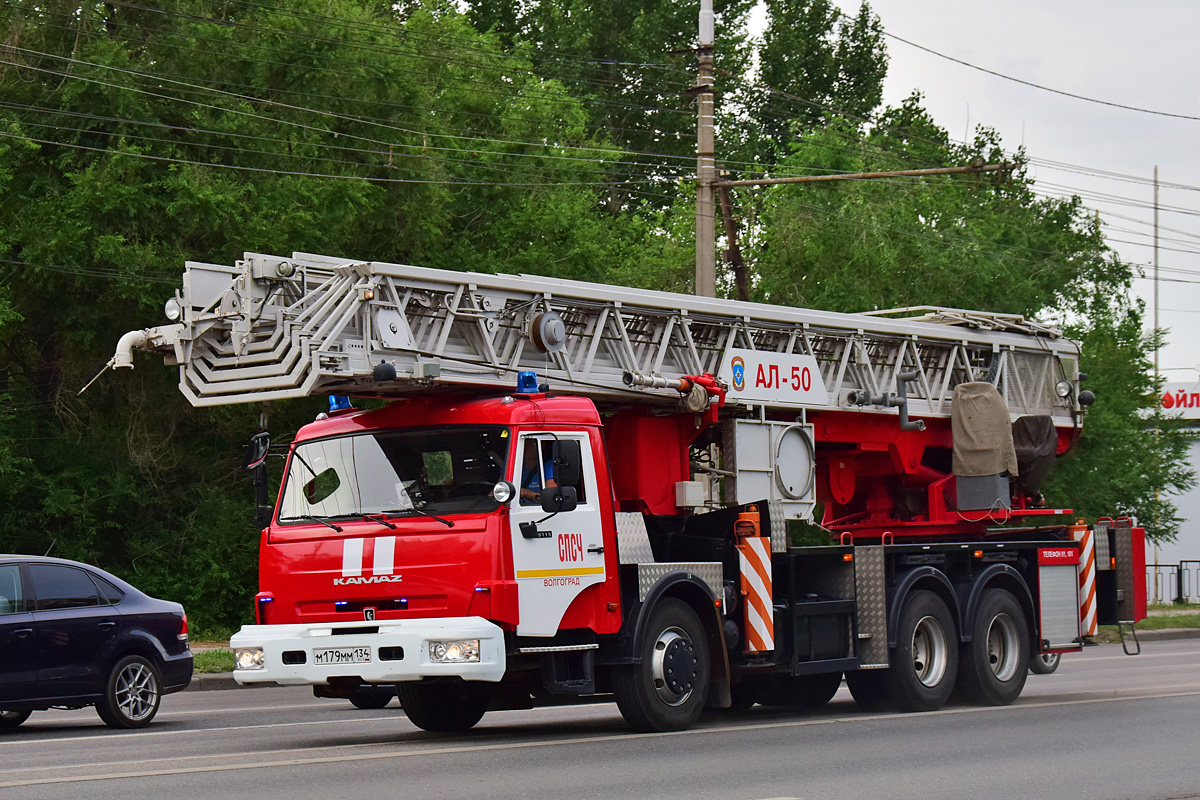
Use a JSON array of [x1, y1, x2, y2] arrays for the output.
[[1129, 627, 1200, 642], [185, 630, 1200, 692], [185, 673, 275, 691]]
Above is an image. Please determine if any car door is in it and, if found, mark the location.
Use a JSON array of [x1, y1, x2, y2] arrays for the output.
[[0, 563, 37, 703], [29, 563, 120, 700], [508, 432, 606, 637]]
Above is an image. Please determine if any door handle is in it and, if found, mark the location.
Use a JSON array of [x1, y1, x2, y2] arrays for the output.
[[587, 545, 605, 555], [98, 621, 116, 631], [14, 628, 32, 638]]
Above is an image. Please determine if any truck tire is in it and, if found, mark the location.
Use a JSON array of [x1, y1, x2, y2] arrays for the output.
[[614, 598, 710, 732], [958, 589, 1028, 705], [759, 672, 842, 709], [886, 590, 958, 712], [1029, 651, 1061, 674], [0, 710, 31, 729], [397, 681, 492, 732], [349, 686, 395, 709], [845, 669, 890, 711], [96, 654, 162, 729]]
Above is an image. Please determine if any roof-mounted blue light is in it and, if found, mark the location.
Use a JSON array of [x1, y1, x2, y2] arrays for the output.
[[328, 395, 353, 412], [515, 371, 539, 394]]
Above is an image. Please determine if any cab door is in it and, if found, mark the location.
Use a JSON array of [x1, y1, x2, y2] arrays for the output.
[[508, 432, 605, 636]]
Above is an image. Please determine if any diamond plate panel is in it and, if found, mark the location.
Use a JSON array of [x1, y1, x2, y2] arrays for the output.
[[1094, 519, 1112, 570], [615, 512, 656, 565], [638, 562, 724, 603], [769, 501, 787, 553], [1114, 518, 1135, 621], [854, 545, 889, 667]]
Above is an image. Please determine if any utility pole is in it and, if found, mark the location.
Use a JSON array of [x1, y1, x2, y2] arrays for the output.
[[1154, 165, 1161, 581], [694, 0, 717, 297]]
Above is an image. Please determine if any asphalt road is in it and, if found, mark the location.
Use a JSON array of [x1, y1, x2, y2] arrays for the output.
[[3, 641, 1199, 800]]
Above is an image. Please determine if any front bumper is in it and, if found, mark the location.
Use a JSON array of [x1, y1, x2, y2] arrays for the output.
[[229, 617, 506, 686]]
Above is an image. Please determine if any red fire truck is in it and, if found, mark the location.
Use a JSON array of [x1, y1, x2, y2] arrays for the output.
[[113, 251, 1146, 732]]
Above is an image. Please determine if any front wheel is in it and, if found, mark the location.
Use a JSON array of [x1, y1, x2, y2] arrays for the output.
[[0, 710, 31, 729], [886, 590, 958, 712], [349, 686, 395, 709], [397, 681, 492, 732], [96, 654, 162, 729], [614, 598, 710, 732], [958, 589, 1029, 705], [1029, 651, 1061, 674]]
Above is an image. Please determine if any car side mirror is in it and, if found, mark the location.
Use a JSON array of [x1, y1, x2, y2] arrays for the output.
[[551, 440, 582, 486], [540, 485, 578, 514]]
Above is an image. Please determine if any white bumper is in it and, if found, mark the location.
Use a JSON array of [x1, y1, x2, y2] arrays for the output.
[[230, 617, 507, 686]]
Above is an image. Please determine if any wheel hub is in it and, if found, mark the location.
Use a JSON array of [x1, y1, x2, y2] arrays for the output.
[[651, 626, 698, 706], [985, 612, 1021, 682]]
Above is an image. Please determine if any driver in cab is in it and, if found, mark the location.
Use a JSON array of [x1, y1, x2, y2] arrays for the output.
[[520, 440, 556, 504]]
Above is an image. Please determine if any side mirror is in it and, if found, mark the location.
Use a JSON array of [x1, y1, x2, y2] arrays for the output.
[[541, 485, 578, 514], [551, 439, 582, 486], [243, 432, 270, 471]]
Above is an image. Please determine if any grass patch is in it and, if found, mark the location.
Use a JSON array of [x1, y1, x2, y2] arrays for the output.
[[193, 649, 234, 674], [1132, 614, 1200, 630]]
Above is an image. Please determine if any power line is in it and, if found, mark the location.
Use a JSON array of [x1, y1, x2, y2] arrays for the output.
[[879, 28, 1200, 122]]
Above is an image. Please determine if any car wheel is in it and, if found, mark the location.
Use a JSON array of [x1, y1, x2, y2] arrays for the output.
[[1029, 651, 1061, 674], [0, 710, 31, 729], [96, 654, 162, 729], [397, 681, 492, 732], [885, 590, 958, 712], [957, 589, 1029, 705], [613, 598, 710, 732]]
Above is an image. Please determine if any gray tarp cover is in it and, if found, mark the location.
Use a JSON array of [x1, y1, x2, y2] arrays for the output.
[[952, 382, 1018, 477]]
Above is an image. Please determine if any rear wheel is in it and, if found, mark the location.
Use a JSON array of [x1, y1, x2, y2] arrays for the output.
[[958, 589, 1028, 705], [0, 710, 31, 729], [1029, 651, 1061, 674], [614, 598, 710, 732], [96, 654, 162, 729], [397, 681, 492, 732], [845, 669, 890, 711], [759, 672, 842, 709], [886, 590, 958, 712]]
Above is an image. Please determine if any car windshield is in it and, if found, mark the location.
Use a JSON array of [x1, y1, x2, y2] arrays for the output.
[[278, 425, 510, 521]]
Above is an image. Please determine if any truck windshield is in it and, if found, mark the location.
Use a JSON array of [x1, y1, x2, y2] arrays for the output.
[[277, 426, 510, 522]]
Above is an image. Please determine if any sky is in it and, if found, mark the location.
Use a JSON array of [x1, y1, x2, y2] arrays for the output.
[[815, 0, 1200, 380]]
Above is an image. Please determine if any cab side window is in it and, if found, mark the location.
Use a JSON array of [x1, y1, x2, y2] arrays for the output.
[[0, 565, 24, 614], [30, 564, 102, 611], [518, 437, 587, 505]]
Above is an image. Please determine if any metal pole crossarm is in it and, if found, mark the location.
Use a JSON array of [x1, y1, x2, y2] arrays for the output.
[[114, 252, 1083, 430], [714, 162, 1016, 188]]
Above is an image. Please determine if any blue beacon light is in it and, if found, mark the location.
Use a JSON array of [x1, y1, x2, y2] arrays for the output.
[[515, 371, 539, 394], [328, 395, 353, 412]]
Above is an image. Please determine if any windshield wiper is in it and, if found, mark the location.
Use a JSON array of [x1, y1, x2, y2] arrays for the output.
[[279, 514, 343, 532], [361, 513, 397, 530], [380, 508, 455, 528]]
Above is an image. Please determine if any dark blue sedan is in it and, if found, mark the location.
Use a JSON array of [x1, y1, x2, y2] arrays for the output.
[[0, 555, 193, 729]]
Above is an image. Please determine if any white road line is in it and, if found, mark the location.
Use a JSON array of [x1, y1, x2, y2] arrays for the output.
[[3, 687, 1200, 788]]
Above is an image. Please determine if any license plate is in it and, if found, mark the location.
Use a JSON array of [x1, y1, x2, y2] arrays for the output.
[[313, 646, 371, 665]]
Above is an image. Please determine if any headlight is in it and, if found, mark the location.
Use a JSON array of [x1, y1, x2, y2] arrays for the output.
[[234, 647, 265, 670], [1054, 380, 1073, 398], [164, 296, 182, 321], [492, 481, 516, 504], [429, 639, 480, 663]]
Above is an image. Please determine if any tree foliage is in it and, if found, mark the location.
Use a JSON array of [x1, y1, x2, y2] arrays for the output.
[[0, 0, 1186, 630]]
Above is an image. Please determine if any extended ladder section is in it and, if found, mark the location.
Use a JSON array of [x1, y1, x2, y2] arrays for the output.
[[118, 252, 1082, 426]]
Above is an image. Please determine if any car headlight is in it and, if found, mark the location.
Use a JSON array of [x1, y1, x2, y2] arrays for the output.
[[1055, 380, 1073, 398], [429, 639, 480, 663], [234, 647, 265, 670]]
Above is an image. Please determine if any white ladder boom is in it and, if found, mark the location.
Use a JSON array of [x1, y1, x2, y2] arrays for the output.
[[117, 251, 1082, 424]]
